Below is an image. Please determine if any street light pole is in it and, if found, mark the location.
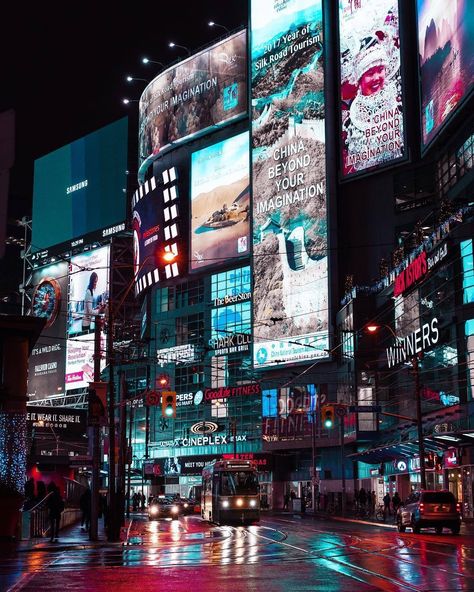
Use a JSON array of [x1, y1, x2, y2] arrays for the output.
[[412, 355, 427, 489], [340, 414, 346, 516]]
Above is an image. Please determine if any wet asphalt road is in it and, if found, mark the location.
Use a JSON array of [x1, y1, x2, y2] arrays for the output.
[[2, 514, 474, 591]]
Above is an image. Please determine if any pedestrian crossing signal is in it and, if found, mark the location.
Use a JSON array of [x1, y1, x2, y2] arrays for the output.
[[321, 404, 334, 429], [161, 390, 176, 418]]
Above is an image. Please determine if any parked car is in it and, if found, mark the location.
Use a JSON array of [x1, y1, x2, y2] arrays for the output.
[[396, 490, 461, 535], [148, 496, 181, 521]]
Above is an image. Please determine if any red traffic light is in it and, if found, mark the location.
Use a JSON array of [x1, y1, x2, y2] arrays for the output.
[[157, 373, 170, 388]]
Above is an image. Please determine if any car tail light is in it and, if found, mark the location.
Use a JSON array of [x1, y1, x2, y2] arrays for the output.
[[419, 503, 425, 514], [456, 502, 461, 513]]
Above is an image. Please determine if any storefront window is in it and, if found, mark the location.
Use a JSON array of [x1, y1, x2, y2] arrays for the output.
[[211, 266, 251, 302], [461, 240, 474, 304]]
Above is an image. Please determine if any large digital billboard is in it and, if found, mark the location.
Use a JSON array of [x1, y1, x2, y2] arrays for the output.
[[339, 0, 405, 177], [191, 132, 250, 272], [132, 166, 184, 295], [138, 31, 248, 182], [27, 262, 68, 402], [418, 0, 474, 149], [67, 246, 110, 338], [65, 246, 109, 391], [251, 0, 329, 368], [31, 118, 128, 253]]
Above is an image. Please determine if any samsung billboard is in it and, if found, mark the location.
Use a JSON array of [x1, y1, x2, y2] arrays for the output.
[[190, 132, 250, 272], [138, 31, 248, 181], [339, 0, 405, 177], [27, 262, 69, 402], [251, 0, 329, 368], [31, 118, 128, 253], [417, 0, 474, 149]]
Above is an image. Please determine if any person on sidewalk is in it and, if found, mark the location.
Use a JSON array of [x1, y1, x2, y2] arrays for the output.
[[80, 488, 91, 531], [366, 490, 372, 515], [371, 491, 376, 515], [47, 482, 65, 542], [392, 491, 401, 514], [283, 493, 290, 510], [359, 488, 367, 509], [383, 492, 391, 519]]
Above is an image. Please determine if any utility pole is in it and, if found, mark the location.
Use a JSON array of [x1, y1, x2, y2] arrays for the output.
[[107, 302, 118, 541], [90, 316, 102, 541], [311, 408, 317, 514], [126, 404, 134, 519], [340, 413, 346, 516], [413, 356, 427, 489], [117, 370, 127, 527]]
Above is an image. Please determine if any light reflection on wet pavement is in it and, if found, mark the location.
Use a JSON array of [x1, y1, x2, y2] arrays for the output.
[[3, 514, 474, 591]]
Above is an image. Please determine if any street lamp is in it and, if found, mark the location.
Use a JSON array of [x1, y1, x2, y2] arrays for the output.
[[365, 323, 427, 489], [168, 42, 191, 56], [122, 98, 139, 105], [208, 20, 229, 33], [141, 57, 165, 67], [126, 76, 149, 83]]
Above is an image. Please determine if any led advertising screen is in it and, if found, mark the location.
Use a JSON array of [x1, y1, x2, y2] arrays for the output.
[[27, 262, 68, 402], [67, 246, 110, 338], [138, 31, 248, 181], [31, 117, 128, 253], [251, 0, 329, 368], [339, 0, 405, 177], [132, 166, 184, 295], [65, 333, 106, 391], [418, 0, 474, 149], [191, 132, 250, 272], [209, 301, 252, 356]]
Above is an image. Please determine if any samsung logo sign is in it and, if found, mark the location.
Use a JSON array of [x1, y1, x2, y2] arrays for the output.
[[66, 180, 88, 194]]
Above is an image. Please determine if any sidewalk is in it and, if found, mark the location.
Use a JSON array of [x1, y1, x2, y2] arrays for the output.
[[11, 518, 130, 553], [268, 508, 474, 534]]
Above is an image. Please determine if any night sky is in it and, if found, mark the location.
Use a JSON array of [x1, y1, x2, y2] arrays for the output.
[[1, 1, 247, 218]]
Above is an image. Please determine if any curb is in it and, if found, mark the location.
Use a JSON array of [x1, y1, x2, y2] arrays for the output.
[[12, 540, 124, 553]]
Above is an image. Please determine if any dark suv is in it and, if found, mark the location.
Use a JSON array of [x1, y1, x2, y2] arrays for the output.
[[396, 490, 461, 534]]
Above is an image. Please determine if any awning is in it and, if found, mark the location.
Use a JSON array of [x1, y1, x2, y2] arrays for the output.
[[348, 438, 450, 465]]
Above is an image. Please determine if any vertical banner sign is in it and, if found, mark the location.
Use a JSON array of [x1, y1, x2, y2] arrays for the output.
[[27, 262, 68, 401], [339, 0, 404, 177], [251, 0, 329, 368], [417, 0, 474, 149]]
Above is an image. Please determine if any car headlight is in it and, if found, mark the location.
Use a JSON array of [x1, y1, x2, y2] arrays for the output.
[[150, 506, 159, 515], [171, 505, 179, 513], [222, 500, 229, 508], [236, 498, 244, 507], [250, 499, 257, 508], [183, 503, 189, 508]]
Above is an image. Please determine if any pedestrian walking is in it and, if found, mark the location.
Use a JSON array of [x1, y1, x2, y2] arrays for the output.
[[371, 491, 376, 515], [392, 491, 401, 513], [47, 483, 65, 542], [359, 488, 367, 508], [283, 493, 290, 510], [80, 487, 91, 531], [366, 490, 372, 514], [383, 492, 391, 518]]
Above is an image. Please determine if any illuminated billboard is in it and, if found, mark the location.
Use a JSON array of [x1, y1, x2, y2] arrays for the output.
[[65, 333, 106, 391], [132, 166, 184, 295], [209, 301, 251, 356], [339, 0, 405, 176], [191, 132, 250, 272], [32, 118, 128, 253], [67, 246, 110, 338], [251, 0, 329, 368], [27, 262, 68, 402], [138, 31, 248, 181], [418, 0, 474, 149]]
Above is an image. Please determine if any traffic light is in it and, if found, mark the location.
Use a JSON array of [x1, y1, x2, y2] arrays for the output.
[[321, 404, 334, 429], [161, 390, 177, 418], [157, 373, 170, 389]]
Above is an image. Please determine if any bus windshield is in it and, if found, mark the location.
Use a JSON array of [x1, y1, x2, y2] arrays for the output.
[[220, 471, 259, 495]]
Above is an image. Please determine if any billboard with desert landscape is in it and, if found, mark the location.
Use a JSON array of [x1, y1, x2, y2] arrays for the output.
[[190, 131, 250, 272], [251, 0, 329, 368]]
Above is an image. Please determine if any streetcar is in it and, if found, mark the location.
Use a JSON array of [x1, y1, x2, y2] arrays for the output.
[[201, 459, 260, 524]]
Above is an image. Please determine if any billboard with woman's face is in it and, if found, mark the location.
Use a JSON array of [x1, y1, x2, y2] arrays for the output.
[[417, 0, 474, 149], [339, 0, 405, 177]]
